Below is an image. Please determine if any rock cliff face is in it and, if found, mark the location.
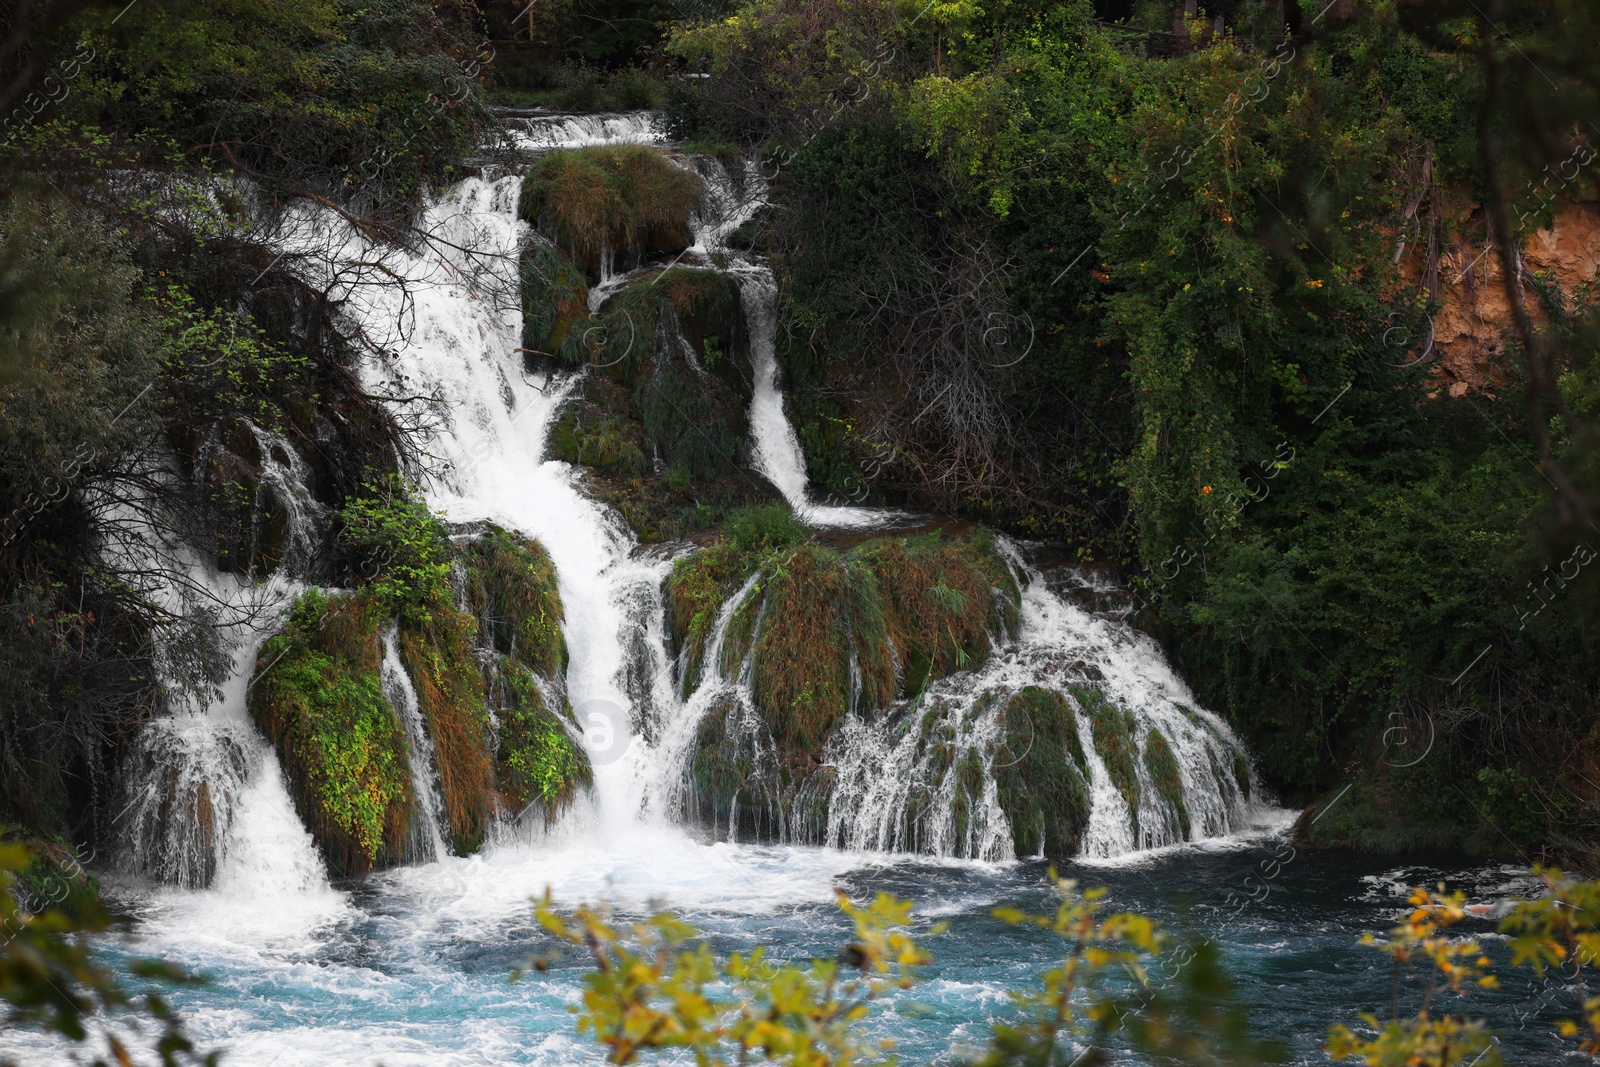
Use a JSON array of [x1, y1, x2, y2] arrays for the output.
[[1400, 194, 1600, 397]]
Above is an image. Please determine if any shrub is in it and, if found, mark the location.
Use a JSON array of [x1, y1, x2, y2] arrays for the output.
[[339, 476, 452, 620]]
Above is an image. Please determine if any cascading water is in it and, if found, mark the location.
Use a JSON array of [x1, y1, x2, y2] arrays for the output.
[[818, 543, 1254, 860], [112, 477, 327, 895], [502, 109, 665, 152]]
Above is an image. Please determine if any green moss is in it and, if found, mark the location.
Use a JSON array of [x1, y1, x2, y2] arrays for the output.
[[251, 589, 412, 877], [994, 687, 1091, 858], [751, 543, 853, 753], [689, 700, 754, 817], [519, 146, 702, 280], [458, 526, 591, 819], [398, 604, 495, 855], [460, 526, 567, 677], [520, 242, 591, 362], [1232, 751, 1252, 800], [1074, 685, 1141, 838], [549, 409, 648, 474], [852, 531, 1020, 695], [490, 661, 591, 816], [1142, 727, 1191, 841], [666, 539, 763, 694]]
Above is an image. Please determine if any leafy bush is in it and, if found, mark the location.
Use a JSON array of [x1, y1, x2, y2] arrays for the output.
[[338, 476, 452, 620]]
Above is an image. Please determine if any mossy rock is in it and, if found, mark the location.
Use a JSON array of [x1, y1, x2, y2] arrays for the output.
[[669, 528, 1022, 764], [520, 242, 590, 363], [665, 539, 763, 694], [398, 603, 496, 855], [1143, 727, 1191, 841], [458, 525, 590, 821], [686, 698, 791, 840], [549, 408, 647, 474], [459, 525, 567, 677], [1073, 685, 1141, 839], [850, 530, 1021, 696], [251, 589, 412, 878], [519, 146, 701, 281], [1232, 750, 1252, 800], [488, 660, 591, 818], [750, 542, 855, 753], [994, 687, 1091, 858]]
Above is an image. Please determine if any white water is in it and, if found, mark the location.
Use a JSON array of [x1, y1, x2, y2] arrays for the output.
[[114, 427, 329, 895], [821, 544, 1255, 859], [503, 109, 665, 153]]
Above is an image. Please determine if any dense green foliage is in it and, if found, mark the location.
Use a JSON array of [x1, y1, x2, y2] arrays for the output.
[[48, 0, 496, 205]]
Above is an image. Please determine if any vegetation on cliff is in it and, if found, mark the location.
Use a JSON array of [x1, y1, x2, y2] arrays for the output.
[[520, 146, 701, 279]]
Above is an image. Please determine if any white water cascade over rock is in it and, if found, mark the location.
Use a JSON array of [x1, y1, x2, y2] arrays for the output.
[[114, 112, 1264, 898], [113, 433, 330, 895]]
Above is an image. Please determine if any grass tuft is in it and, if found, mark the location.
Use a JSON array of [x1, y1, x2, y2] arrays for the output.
[[520, 146, 701, 279]]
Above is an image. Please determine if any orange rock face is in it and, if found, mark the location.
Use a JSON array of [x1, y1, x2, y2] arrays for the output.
[[1399, 194, 1600, 398]]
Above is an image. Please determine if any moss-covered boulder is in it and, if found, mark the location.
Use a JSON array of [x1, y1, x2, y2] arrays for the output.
[[1074, 685, 1141, 839], [995, 686, 1091, 857], [521, 242, 591, 362], [675, 527, 1022, 829], [397, 604, 495, 855], [251, 589, 413, 878], [458, 526, 591, 820], [519, 145, 701, 281], [1143, 727, 1191, 841], [532, 266, 780, 539]]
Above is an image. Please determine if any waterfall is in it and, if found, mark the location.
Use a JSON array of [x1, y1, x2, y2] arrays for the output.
[[114, 557, 327, 894], [502, 109, 665, 152], [735, 266, 901, 529], [818, 543, 1255, 860], [110, 110, 1263, 890], [380, 627, 450, 862]]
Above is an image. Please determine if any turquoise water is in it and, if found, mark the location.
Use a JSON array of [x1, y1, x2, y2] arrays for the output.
[[0, 817, 1579, 1065]]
